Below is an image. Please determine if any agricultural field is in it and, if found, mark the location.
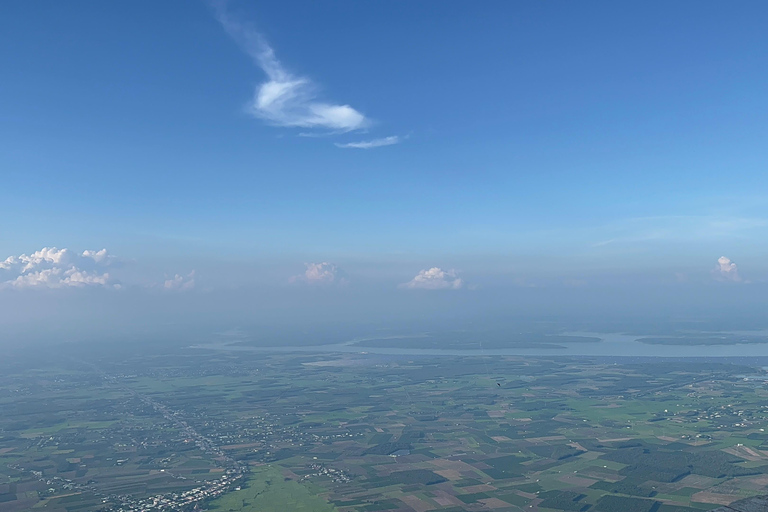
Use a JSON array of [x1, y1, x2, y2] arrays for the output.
[[2, 342, 768, 511]]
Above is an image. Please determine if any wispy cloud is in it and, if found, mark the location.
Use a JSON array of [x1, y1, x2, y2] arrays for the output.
[[335, 135, 402, 149], [591, 215, 768, 247], [400, 267, 463, 290], [215, 5, 368, 133]]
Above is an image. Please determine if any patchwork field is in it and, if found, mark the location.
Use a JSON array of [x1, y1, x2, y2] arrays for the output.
[[2, 343, 768, 511]]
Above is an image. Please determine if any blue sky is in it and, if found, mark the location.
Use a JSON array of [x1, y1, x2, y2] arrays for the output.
[[1, 2, 767, 337]]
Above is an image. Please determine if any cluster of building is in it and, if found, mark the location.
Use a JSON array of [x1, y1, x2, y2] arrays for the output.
[[302, 462, 352, 484], [108, 469, 245, 512]]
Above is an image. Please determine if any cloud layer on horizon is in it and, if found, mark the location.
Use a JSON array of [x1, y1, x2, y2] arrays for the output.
[[2, 246, 757, 294], [400, 267, 463, 290]]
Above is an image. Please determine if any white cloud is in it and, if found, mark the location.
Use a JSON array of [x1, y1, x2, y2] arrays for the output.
[[714, 256, 742, 282], [400, 267, 463, 290], [0, 247, 118, 289], [82, 248, 111, 264], [335, 135, 402, 149], [215, 7, 368, 133], [164, 271, 195, 291], [290, 262, 347, 285]]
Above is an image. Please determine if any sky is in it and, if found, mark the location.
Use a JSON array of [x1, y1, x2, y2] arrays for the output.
[[1, 1, 767, 342]]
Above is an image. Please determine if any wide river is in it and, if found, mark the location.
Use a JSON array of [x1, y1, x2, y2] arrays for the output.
[[192, 330, 768, 358]]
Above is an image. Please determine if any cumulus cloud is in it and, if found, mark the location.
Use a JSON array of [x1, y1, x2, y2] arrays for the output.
[[0, 247, 118, 289], [290, 262, 347, 285], [215, 6, 368, 133], [164, 271, 195, 291], [400, 267, 463, 290], [714, 256, 742, 282], [335, 135, 402, 149]]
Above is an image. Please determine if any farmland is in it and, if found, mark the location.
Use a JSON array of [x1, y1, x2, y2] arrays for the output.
[[2, 342, 768, 511]]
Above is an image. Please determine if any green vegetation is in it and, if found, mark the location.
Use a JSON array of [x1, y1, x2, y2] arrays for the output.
[[2, 344, 768, 511], [603, 446, 761, 481], [363, 442, 411, 455], [591, 478, 657, 497], [537, 490, 588, 510], [373, 469, 447, 486], [593, 495, 657, 512], [206, 466, 336, 512], [529, 443, 586, 460]]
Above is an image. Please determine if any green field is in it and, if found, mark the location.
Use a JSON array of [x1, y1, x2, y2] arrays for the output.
[[2, 344, 768, 511], [207, 465, 337, 512]]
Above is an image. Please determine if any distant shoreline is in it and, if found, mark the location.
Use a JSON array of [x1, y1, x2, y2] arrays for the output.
[[190, 330, 768, 358]]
